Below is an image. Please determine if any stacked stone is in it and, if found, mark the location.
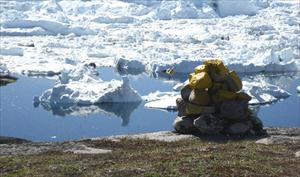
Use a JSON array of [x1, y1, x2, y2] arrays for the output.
[[173, 59, 265, 136]]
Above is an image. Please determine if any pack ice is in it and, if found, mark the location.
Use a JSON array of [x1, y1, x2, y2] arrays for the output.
[[0, 0, 298, 108]]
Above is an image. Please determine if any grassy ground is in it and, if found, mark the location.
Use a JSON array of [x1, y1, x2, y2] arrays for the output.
[[1, 136, 299, 177]]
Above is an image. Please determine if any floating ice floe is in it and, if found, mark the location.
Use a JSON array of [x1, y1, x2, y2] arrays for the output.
[[216, 0, 258, 17], [34, 67, 142, 107], [144, 80, 291, 110], [143, 91, 179, 110], [0, 20, 95, 36], [242, 81, 291, 105], [0, 47, 23, 56]]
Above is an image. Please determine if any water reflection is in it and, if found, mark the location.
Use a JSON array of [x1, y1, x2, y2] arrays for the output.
[[34, 102, 141, 126]]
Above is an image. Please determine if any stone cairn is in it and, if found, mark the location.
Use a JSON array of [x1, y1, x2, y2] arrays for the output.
[[173, 59, 265, 136]]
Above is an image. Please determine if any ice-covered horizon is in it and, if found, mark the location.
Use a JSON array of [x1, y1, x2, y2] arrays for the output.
[[1, 0, 299, 107]]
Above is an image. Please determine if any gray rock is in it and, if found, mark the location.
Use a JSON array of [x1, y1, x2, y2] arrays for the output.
[[193, 114, 223, 134], [226, 123, 250, 135], [295, 151, 300, 158], [256, 136, 300, 145], [176, 98, 215, 116], [176, 98, 187, 116], [186, 103, 215, 115], [266, 128, 300, 136], [173, 116, 197, 134], [188, 89, 210, 106], [249, 116, 263, 131], [219, 100, 249, 121], [0, 136, 30, 144], [65, 144, 112, 154], [224, 74, 239, 91], [180, 84, 192, 101]]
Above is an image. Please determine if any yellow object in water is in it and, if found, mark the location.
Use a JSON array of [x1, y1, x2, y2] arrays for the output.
[[189, 72, 213, 89]]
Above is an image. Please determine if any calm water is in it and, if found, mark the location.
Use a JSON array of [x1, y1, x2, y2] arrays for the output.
[[0, 68, 299, 142]]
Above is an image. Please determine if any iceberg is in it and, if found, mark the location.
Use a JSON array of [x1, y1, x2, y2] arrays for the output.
[[34, 67, 142, 106], [242, 81, 291, 105], [143, 91, 179, 110]]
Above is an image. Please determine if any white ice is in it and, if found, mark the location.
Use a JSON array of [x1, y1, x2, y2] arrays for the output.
[[1, 0, 299, 76], [34, 66, 142, 105], [0, 47, 23, 56], [0, 0, 299, 107], [143, 91, 179, 110]]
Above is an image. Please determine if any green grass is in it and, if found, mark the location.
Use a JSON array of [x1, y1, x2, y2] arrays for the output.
[[1, 138, 299, 177]]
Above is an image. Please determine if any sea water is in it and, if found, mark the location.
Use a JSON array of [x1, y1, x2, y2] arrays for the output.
[[0, 68, 299, 142]]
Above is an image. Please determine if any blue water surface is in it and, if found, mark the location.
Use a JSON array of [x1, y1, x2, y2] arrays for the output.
[[0, 68, 299, 142]]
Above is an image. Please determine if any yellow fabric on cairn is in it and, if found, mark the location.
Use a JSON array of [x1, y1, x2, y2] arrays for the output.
[[188, 72, 212, 89], [194, 64, 209, 74], [228, 71, 242, 91], [187, 59, 249, 105], [203, 59, 229, 76]]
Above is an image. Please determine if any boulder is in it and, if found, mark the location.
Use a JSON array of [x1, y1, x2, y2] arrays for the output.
[[193, 114, 223, 134], [225, 123, 250, 135], [176, 98, 187, 116], [176, 98, 214, 116], [219, 100, 249, 121], [186, 103, 215, 115], [180, 84, 192, 101], [249, 116, 263, 131], [173, 116, 197, 134], [188, 89, 210, 106]]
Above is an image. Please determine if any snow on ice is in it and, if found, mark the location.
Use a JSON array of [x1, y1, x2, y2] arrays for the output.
[[34, 66, 142, 106], [0, 0, 299, 106]]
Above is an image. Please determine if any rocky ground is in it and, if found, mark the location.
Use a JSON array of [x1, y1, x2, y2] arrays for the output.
[[0, 128, 299, 176]]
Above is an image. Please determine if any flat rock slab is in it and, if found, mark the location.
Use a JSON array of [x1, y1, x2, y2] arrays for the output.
[[105, 131, 195, 142], [255, 128, 300, 145], [65, 144, 112, 154], [1, 128, 299, 157], [0, 141, 111, 157], [266, 128, 300, 136], [256, 135, 300, 145], [295, 151, 300, 158]]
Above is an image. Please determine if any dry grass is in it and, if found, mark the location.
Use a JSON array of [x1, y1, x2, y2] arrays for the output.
[[1, 137, 299, 177]]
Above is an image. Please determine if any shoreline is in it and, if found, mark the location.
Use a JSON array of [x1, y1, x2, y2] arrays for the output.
[[1, 127, 299, 176], [1, 127, 299, 157]]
